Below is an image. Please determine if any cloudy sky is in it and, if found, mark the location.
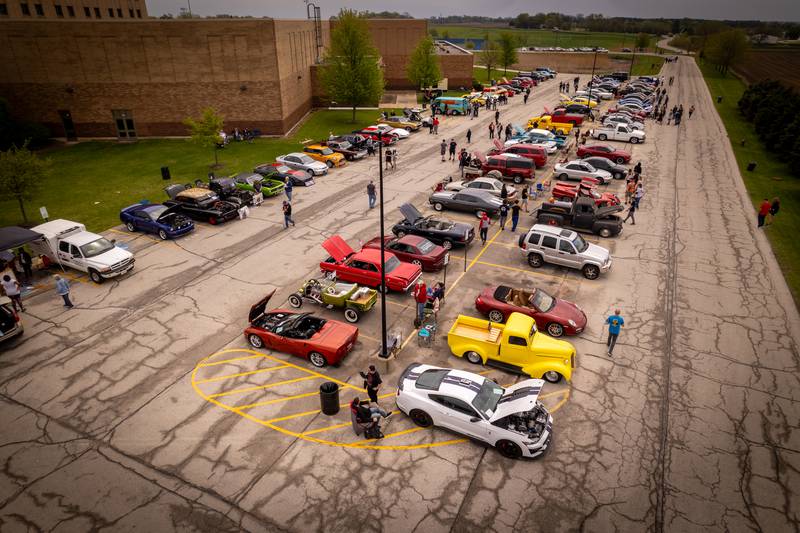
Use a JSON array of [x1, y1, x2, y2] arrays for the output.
[[151, 0, 799, 22]]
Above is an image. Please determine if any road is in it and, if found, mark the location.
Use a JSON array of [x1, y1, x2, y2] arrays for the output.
[[0, 58, 798, 533]]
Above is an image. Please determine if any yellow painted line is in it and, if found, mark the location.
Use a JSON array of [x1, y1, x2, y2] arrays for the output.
[[209, 374, 320, 398], [262, 390, 398, 424], [199, 354, 266, 367], [301, 421, 354, 436], [194, 364, 291, 384], [237, 390, 319, 410], [351, 426, 426, 446], [255, 350, 364, 393], [548, 389, 571, 413]]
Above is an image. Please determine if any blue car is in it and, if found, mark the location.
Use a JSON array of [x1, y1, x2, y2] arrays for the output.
[[119, 203, 195, 240]]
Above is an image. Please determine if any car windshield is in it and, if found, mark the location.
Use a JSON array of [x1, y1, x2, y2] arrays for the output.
[[275, 165, 291, 173], [299, 155, 315, 164], [80, 238, 116, 258], [572, 234, 589, 253], [471, 379, 505, 418], [416, 239, 436, 254], [384, 256, 401, 273], [338, 141, 352, 150], [584, 163, 596, 172], [489, 179, 502, 189], [531, 289, 555, 312], [321, 148, 334, 155], [147, 206, 169, 220]]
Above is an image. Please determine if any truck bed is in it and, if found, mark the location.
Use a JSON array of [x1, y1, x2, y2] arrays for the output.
[[449, 317, 504, 344]]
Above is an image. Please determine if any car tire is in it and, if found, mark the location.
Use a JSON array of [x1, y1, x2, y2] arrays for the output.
[[599, 134, 607, 141], [559, 173, 569, 180], [288, 294, 303, 308], [614, 172, 624, 180], [488, 310, 505, 323], [412, 259, 422, 267], [433, 203, 444, 211], [496, 440, 523, 459], [344, 308, 360, 323], [513, 175, 523, 184], [546, 323, 564, 337], [465, 351, 483, 364], [396, 230, 406, 238], [326, 160, 334, 168], [528, 253, 544, 268], [582, 264, 600, 280], [598, 228, 612, 238], [308, 351, 327, 368], [307, 169, 314, 178], [543, 370, 563, 383], [615, 157, 626, 164], [158, 229, 168, 240], [89, 269, 104, 284], [410, 409, 433, 428], [125, 222, 136, 232], [248, 334, 264, 349], [441, 239, 453, 250]]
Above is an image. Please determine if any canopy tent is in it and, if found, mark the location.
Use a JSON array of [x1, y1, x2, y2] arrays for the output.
[[0, 226, 43, 251]]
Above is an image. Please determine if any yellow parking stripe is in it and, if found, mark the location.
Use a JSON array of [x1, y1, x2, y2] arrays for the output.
[[302, 410, 402, 436], [195, 364, 291, 384], [237, 391, 319, 410], [199, 354, 266, 367], [261, 391, 398, 424], [209, 375, 320, 398], [257, 352, 364, 393]]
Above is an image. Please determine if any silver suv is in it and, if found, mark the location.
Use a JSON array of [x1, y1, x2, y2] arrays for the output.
[[518, 224, 612, 279]]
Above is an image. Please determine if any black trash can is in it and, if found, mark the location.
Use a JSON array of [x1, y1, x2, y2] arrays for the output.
[[716, 96, 723, 103], [747, 161, 757, 172], [319, 382, 340, 416], [161, 166, 171, 180]]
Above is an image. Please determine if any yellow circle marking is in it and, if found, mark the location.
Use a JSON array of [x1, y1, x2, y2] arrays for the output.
[[192, 348, 570, 451]]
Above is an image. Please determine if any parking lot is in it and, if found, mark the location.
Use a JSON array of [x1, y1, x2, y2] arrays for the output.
[[1, 57, 798, 533]]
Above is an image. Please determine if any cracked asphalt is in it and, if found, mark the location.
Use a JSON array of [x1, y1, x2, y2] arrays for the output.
[[0, 56, 798, 532]]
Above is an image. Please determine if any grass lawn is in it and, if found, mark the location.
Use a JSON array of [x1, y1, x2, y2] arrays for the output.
[[0, 109, 389, 233], [699, 60, 800, 302], [609, 54, 666, 76]]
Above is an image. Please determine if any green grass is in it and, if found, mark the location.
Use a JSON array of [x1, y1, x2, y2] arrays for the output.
[[699, 60, 800, 302], [0, 109, 390, 233], [610, 54, 666, 76]]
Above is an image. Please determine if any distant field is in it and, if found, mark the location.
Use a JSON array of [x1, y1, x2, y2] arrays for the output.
[[431, 25, 656, 52], [735, 49, 800, 91]]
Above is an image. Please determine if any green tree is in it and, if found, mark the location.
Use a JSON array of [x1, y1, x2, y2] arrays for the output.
[[635, 33, 651, 51], [407, 36, 441, 90], [429, 27, 439, 38], [320, 9, 385, 122], [479, 35, 501, 83], [183, 107, 224, 166], [0, 142, 51, 223], [705, 30, 748, 74], [497, 32, 519, 74]]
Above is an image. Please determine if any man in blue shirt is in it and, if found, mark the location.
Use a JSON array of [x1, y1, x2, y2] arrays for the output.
[[605, 309, 624, 356]]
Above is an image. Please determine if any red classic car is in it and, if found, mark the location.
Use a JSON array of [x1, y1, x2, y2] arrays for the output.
[[552, 182, 621, 206], [353, 128, 398, 144], [244, 291, 358, 367], [475, 285, 587, 337], [320, 236, 421, 292], [576, 144, 632, 164], [362, 235, 449, 272], [487, 141, 548, 168]]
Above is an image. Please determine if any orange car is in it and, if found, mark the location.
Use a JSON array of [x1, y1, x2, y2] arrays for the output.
[[303, 144, 346, 168]]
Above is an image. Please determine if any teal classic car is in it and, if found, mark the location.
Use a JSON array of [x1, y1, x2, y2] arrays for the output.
[[233, 172, 285, 197]]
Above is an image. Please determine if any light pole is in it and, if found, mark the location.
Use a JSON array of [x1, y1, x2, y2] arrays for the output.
[[629, 45, 637, 79], [588, 47, 598, 102], [377, 132, 389, 358]]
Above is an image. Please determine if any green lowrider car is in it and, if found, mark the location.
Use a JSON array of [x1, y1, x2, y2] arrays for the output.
[[233, 172, 285, 197], [288, 278, 377, 323]]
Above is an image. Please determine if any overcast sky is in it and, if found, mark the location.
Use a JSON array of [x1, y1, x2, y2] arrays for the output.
[[152, 0, 799, 22]]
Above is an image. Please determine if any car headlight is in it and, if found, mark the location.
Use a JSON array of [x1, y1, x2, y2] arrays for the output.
[[568, 320, 577, 327]]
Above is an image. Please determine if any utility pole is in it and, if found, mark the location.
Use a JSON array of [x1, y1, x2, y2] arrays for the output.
[[377, 132, 389, 358]]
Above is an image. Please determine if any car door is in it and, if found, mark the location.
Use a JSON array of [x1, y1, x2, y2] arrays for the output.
[[557, 238, 580, 268], [136, 211, 155, 233], [616, 125, 627, 140], [429, 395, 485, 440], [565, 163, 581, 179], [284, 155, 300, 170], [452, 193, 473, 213], [57, 241, 77, 269], [539, 235, 561, 265], [387, 242, 410, 263], [350, 260, 379, 286]]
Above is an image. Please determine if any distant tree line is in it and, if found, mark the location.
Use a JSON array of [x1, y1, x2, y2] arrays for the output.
[[739, 80, 800, 176], [357, 11, 412, 19]]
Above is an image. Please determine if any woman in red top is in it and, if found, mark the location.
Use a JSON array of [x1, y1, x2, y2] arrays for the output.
[[413, 279, 427, 323], [758, 198, 771, 227]]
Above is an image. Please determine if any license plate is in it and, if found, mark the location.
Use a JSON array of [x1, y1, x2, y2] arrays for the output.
[[444, 253, 450, 265]]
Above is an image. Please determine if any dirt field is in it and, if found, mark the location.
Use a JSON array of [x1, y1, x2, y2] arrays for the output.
[[735, 49, 800, 91]]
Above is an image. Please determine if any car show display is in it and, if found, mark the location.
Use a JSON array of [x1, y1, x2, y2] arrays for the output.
[[319, 235, 422, 292], [288, 278, 377, 323], [163, 185, 240, 225], [120, 203, 195, 240], [392, 203, 475, 249]]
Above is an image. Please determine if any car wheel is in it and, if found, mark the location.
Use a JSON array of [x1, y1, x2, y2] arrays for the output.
[[546, 323, 564, 337], [248, 334, 264, 349], [410, 409, 433, 428], [496, 440, 523, 459], [528, 253, 544, 268], [158, 229, 168, 240], [598, 228, 612, 238], [308, 351, 327, 368], [326, 160, 334, 168], [559, 173, 569, 180], [125, 222, 136, 232], [442, 239, 453, 250], [513, 175, 523, 184], [344, 308, 360, 323], [630, 137, 639, 144], [433, 202, 444, 211], [615, 172, 624, 180], [582, 264, 600, 280], [412, 259, 422, 267], [465, 351, 483, 365], [396, 230, 406, 238], [88, 269, 104, 284], [543, 370, 563, 383], [307, 169, 314, 178], [615, 157, 626, 164], [488, 310, 505, 323], [288, 294, 303, 308], [599, 134, 607, 141], [208, 216, 217, 225]]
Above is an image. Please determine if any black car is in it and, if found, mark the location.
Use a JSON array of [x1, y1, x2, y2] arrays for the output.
[[608, 71, 629, 82], [323, 139, 368, 161], [163, 185, 240, 225], [562, 104, 591, 115], [391, 203, 474, 250], [581, 157, 628, 180], [333, 134, 369, 150], [253, 164, 315, 187], [195, 177, 254, 207]]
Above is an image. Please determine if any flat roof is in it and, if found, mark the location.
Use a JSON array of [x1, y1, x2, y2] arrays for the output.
[[434, 40, 470, 55]]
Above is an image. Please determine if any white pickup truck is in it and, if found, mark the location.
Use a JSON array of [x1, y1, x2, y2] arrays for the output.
[[591, 124, 646, 144], [29, 219, 135, 283]]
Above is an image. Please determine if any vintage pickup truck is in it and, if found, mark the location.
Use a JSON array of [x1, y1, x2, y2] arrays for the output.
[[525, 115, 574, 135], [447, 312, 575, 383], [536, 197, 623, 237]]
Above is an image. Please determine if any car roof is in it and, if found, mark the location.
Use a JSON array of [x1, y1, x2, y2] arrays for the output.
[[404, 364, 489, 403], [177, 188, 216, 199], [305, 144, 326, 149], [531, 224, 576, 239]]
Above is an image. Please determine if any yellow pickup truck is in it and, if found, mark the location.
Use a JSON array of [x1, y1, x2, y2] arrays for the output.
[[526, 115, 574, 135], [447, 312, 575, 383]]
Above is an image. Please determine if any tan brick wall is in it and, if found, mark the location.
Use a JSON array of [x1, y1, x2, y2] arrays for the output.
[[366, 19, 428, 89], [1, 0, 147, 20], [513, 52, 613, 74], [439, 53, 474, 89]]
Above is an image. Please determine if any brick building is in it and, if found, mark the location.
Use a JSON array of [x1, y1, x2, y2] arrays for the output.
[[0, 0, 147, 19]]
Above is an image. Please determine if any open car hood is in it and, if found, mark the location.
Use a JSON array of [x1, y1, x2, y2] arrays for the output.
[[248, 289, 276, 323], [399, 203, 423, 224], [155, 205, 185, 221], [322, 235, 355, 263], [596, 204, 624, 217], [164, 184, 187, 200], [493, 139, 503, 151], [489, 379, 545, 422]]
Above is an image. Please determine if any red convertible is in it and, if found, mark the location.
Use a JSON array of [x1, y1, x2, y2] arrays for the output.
[[362, 235, 449, 272], [244, 291, 358, 367], [475, 285, 587, 337], [576, 144, 632, 164], [552, 183, 621, 206], [320, 236, 421, 292]]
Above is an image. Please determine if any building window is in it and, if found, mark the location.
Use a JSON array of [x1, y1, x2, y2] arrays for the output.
[[136, 8, 140, 17], [116, 7, 121, 17], [54, 4, 63, 16], [107, 7, 112, 16], [0, 3, 8, 15], [33, 3, 42, 15], [20, 2, 30, 15], [83, 5, 89, 16], [112, 110, 136, 139], [94, 6, 100, 17], [128, 7, 133, 17], [67, 4, 74, 16]]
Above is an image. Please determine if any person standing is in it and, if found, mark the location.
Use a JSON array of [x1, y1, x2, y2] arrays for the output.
[[284, 177, 293, 202], [605, 309, 624, 356], [521, 186, 529, 212], [448, 138, 457, 161], [366, 138, 375, 156], [511, 200, 521, 232], [385, 148, 392, 171], [282, 201, 295, 228], [54, 274, 73, 308], [633, 161, 642, 175], [625, 179, 636, 205], [498, 202, 509, 230], [440, 139, 447, 162], [757, 198, 771, 227], [458, 149, 468, 177], [413, 278, 427, 323], [1, 275, 24, 313], [495, 110, 500, 124], [433, 117, 439, 134], [633, 184, 645, 209], [688, 105, 695, 119], [17, 248, 32, 284], [523, 91, 529, 104], [478, 212, 491, 245], [489, 122, 495, 139], [466, 128, 472, 144], [367, 180, 377, 209], [769, 196, 781, 224], [359, 365, 383, 404], [500, 183, 508, 203], [390, 148, 397, 170], [623, 202, 636, 225]]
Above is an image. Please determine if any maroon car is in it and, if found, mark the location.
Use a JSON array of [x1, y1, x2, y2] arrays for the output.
[[362, 235, 449, 272], [576, 144, 632, 164], [474, 285, 587, 337]]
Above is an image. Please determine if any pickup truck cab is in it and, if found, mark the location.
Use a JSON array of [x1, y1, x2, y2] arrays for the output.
[[447, 312, 575, 383], [550, 109, 584, 126], [536, 197, 623, 236], [519, 223, 613, 279], [319, 235, 421, 292], [30, 219, 134, 283], [525, 115, 573, 135], [591, 124, 646, 144], [487, 141, 548, 168], [480, 153, 534, 184]]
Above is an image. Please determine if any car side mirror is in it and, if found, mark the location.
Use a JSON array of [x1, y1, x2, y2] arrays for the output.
[[470, 417, 480, 423]]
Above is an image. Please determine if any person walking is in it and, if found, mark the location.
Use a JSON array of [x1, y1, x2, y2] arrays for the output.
[[521, 186, 529, 212], [413, 278, 427, 324], [440, 139, 447, 162], [1, 274, 24, 313], [757, 198, 771, 227], [523, 91, 529, 104], [466, 128, 472, 144], [498, 201, 509, 230], [505, 124, 512, 141], [385, 148, 392, 171], [623, 202, 636, 225], [282, 175, 294, 201], [495, 110, 500, 124], [634, 161, 642, 175], [433, 117, 439, 135], [605, 309, 624, 356], [359, 365, 383, 404], [633, 184, 645, 209], [625, 179, 636, 205], [367, 180, 377, 209], [448, 139, 457, 161], [489, 122, 495, 139], [458, 149, 468, 177], [478, 212, 491, 245], [17, 248, 32, 284], [688, 105, 695, 119], [769, 196, 781, 224], [511, 200, 521, 232], [53, 274, 74, 308], [282, 201, 295, 228]]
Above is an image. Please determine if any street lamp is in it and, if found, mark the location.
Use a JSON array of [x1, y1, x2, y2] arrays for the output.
[[377, 132, 389, 358], [588, 47, 598, 103]]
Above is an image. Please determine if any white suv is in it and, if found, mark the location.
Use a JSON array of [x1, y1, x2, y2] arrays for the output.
[[396, 363, 553, 459], [518, 224, 612, 279]]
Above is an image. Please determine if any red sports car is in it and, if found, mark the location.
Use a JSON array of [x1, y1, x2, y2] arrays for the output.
[[244, 291, 359, 367], [475, 285, 587, 337], [353, 128, 398, 144], [552, 183, 621, 206], [320, 236, 421, 292], [362, 235, 449, 272], [576, 144, 632, 164]]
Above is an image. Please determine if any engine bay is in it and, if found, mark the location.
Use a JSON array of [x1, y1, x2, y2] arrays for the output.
[[494, 403, 550, 440]]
